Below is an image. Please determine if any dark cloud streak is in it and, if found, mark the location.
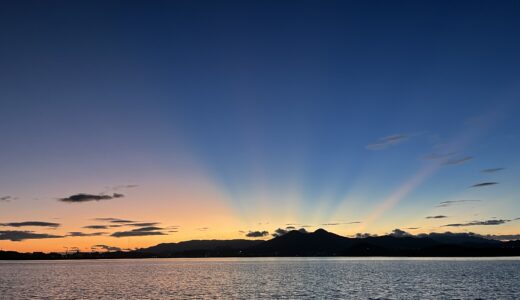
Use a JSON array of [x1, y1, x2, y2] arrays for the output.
[[0, 221, 60, 228], [60, 193, 124, 203], [245, 231, 269, 238], [0, 230, 62, 241]]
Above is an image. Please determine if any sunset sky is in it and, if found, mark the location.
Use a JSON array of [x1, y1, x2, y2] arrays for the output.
[[1, 1, 520, 252]]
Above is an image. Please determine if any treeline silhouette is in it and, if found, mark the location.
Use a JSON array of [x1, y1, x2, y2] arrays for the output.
[[2, 229, 519, 260]]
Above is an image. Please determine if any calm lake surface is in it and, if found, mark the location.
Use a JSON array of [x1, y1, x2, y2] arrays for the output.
[[1, 257, 519, 299]]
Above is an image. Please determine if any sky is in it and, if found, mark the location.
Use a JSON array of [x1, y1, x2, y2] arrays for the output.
[[1, 0, 520, 252]]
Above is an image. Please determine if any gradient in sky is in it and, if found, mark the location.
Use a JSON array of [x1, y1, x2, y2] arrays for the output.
[[1, 0, 520, 252]]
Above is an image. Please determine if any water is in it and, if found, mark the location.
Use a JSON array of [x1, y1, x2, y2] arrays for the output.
[[1, 257, 519, 299]]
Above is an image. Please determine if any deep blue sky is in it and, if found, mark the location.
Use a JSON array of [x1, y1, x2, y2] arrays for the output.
[[1, 1, 520, 250]]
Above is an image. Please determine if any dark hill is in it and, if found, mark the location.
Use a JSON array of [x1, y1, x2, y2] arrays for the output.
[[246, 228, 352, 256], [139, 239, 263, 256]]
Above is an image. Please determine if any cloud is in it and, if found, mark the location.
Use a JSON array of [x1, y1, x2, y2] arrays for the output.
[[245, 231, 269, 238], [483, 234, 520, 241], [0, 196, 17, 202], [83, 225, 109, 229], [426, 215, 448, 219], [111, 231, 166, 238], [109, 184, 139, 190], [94, 218, 135, 223], [272, 228, 288, 237], [197, 227, 209, 231], [390, 229, 412, 237], [355, 233, 377, 238], [67, 232, 105, 237], [422, 152, 456, 160], [111, 226, 166, 237], [91, 244, 122, 252], [366, 134, 408, 150], [59, 193, 124, 203], [436, 200, 481, 208], [272, 227, 307, 237], [442, 156, 473, 166], [481, 168, 505, 173], [128, 222, 160, 227], [405, 227, 420, 230], [0, 221, 60, 228], [131, 226, 163, 232], [443, 219, 511, 227], [321, 221, 362, 226], [0, 230, 62, 241], [470, 182, 498, 188]]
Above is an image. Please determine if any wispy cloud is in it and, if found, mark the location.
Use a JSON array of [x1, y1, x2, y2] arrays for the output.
[[128, 222, 160, 227], [390, 229, 412, 237], [245, 230, 269, 238], [59, 193, 124, 203], [470, 182, 498, 188], [321, 221, 362, 226], [442, 156, 473, 166], [91, 244, 122, 252], [0, 230, 62, 241], [108, 184, 139, 190], [111, 226, 166, 237], [366, 134, 408, 150], [426, 215, 448, 219], [481, 168, 505, 173], [0, 196, 17, 202], [272, 227, 308, 237], [436, 200, 481, 208], [83, 225, 109, 229], [483, 234, 520, 241], [131, 226, 163, 232], [443, 219, 511, 227], [0, 221, 60, 228], [422, 152, 456, 160], [67, 232, 105, 237], [94, 218, 135, 223]]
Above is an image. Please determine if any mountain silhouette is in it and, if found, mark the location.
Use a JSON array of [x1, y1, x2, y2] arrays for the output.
[[1, 229, 519, 260], [136, 228, 520, 257], [141, 239, 263, 256]]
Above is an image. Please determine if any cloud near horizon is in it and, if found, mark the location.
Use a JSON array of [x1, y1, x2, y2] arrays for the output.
[[83, 225, 109, 229], [91, 244, 122, 252], [443, 219, 511, 227], [0, 230, 62, 241], [94, 218, 135, 223], [0, 221, 60, 228], [321, 221, 362, 226], [272, 227, 308, 237], [128, 222, 160, 227], [111, 226, 166, 237], [246, 231, 269, 238], [67, 232, 106, 237], [60, 193, 124, 203]]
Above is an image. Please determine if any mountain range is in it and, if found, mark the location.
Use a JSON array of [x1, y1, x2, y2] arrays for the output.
[[1, 228, 519, 259], [138, 228, 520, 257]]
